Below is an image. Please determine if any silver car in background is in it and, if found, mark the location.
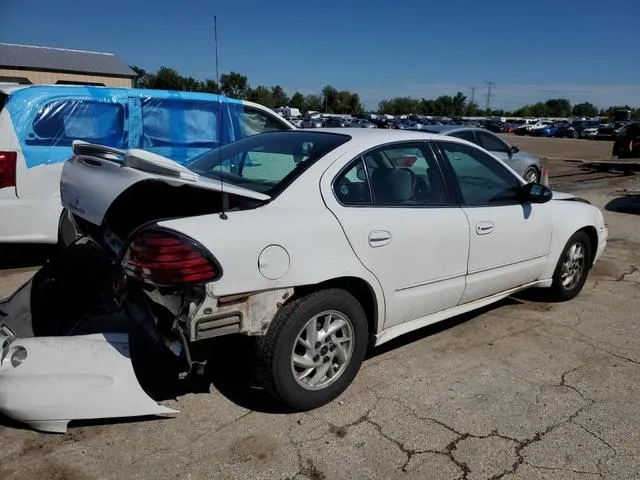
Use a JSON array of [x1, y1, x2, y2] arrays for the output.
[[411, 125, 542, 183]]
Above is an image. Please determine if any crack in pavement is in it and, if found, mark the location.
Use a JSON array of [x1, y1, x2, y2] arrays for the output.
[[287, 420, 326, 480], [615, 265, 639, 283], [557, 325, 640, 366], [601, 349, 640, 366], [573, 423, 618, 456], [284, 357, 624, 479]]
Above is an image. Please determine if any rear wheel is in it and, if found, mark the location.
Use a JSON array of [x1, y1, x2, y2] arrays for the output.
[[546, 231, 592, 301], [254, 288, 368, 410]]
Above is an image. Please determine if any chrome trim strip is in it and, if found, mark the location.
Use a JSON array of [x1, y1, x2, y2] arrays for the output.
[[396, 272, 466, 292], [396, 253, 547, 292], [468, 253, 547, 275]]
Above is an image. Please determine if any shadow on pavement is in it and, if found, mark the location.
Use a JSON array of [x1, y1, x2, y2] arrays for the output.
[[605, 195, 640, 215], [201, 297, 525, 414]]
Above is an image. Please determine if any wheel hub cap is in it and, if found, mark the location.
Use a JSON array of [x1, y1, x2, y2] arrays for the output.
[[291, 310, 354, 390], [561, 242, 585, 290]]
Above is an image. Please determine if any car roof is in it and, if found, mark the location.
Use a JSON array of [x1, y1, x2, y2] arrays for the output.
[[413, 125, 472, 134], [310, 127, 449, 144]]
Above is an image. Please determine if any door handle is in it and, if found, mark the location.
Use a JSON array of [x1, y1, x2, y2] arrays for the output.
[[368, 230, 392, 247], [476, 221, 495, 235]]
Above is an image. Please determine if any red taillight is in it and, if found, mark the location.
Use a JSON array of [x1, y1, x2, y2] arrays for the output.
[[0, 151, 17, 189], [121, 228, 220, 285]]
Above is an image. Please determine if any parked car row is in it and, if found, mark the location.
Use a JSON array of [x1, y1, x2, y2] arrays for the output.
[[502, 118, 634, 141]]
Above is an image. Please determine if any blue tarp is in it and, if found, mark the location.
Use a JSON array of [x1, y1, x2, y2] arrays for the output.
[[5, 85, 245, 168]]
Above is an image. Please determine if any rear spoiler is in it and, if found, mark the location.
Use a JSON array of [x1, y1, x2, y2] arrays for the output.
[[72, 141, 199, 182]]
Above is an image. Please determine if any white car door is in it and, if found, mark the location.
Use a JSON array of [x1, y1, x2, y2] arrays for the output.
[[435, 140, 553, 304], [322, 141, 470, 329]]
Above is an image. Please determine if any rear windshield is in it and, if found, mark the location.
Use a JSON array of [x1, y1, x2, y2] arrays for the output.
[[186, 131, 351, 197]]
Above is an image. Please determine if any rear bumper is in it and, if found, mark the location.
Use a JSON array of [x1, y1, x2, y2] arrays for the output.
[[0, 332, 178, 433], [0, 195, 61, 243]]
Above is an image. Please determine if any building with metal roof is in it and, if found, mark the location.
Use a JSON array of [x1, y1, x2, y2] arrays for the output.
[[0, 43, 136, 88]]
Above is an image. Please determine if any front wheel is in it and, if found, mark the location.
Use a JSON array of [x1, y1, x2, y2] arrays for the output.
[[523, 167, 540, 184], [254, 288, 368, 410], [546, 231, 592, 301]]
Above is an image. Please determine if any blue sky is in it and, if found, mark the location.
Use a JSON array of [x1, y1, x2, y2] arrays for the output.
[[2, 0, 639, 110]]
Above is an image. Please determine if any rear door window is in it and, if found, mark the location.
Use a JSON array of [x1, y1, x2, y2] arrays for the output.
[[235, 106, 290, 138], [449, 130, 478, 145], [476, 131, 510, 153]]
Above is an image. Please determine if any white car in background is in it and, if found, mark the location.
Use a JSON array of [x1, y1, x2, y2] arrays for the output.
[[0, 129, 607, 431]]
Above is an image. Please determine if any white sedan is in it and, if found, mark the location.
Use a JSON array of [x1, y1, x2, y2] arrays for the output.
[[1, 129, 607, 430]]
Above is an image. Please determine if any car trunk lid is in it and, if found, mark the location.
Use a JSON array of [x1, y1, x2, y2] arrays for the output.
[[61, 141, 270, 227]]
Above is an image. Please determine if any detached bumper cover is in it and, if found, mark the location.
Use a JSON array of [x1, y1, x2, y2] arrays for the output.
[[0, 332, 178, 433]]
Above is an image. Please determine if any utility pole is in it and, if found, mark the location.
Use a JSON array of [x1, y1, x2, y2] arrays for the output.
[[470, 86, 476, 104], [485, 81, 495, 112]]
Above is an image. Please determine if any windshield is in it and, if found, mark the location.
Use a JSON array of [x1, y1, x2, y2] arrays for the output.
[[186, 131, 351, 196]]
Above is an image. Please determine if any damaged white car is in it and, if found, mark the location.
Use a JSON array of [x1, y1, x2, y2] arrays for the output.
[[0, 129, 607, 432]]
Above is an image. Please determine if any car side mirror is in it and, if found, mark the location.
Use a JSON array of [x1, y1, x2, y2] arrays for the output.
[[520, 182, 552, 203], [509, 145, 520, 155]]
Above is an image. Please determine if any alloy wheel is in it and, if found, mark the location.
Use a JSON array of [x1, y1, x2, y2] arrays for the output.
[[290, 310, 354, 390], [561, 242, 586, 290]]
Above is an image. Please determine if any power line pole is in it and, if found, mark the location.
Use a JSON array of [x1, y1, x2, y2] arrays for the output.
[[485, 81, 495, 111], [470, 86, 476, 104]]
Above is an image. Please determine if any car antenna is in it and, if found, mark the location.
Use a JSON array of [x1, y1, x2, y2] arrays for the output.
[[215, 15, 229, 220]]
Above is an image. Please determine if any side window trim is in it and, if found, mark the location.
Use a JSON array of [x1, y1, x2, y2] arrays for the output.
[[241, 105, 292, 133], [478, 130, 509, 152], [332, 156, 373, 206], [432, 140, 524, 207], [332, 140, 456, 208]]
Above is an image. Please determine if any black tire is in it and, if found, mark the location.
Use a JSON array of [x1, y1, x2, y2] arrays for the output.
[[523, 166, 540, 184], [546, 231, 592, 301], [254, 288, 368, 410], [572, 130, 580, 139]]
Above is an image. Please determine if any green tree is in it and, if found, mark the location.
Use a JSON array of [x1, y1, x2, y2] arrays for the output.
[[203, 79, 220, 93], [452, 92, 467, 116], [544, 98, 572, 117], [378, 97, 421, 115], [572, 102, 599, 117], [270, 85, 289, 107], [290, 92, 306, 110], [219, 71, 249, 99], [322, 85, 339, 113], [347, 92, 364, 114], [152, 66, 185, 91], [465, 101, 480, 116], [182, 76, 205, 92], [304, 94, 323, 112], [130, 65, 152, 89], [529, 102, 549, 117], [248, 85, 274, 106]]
